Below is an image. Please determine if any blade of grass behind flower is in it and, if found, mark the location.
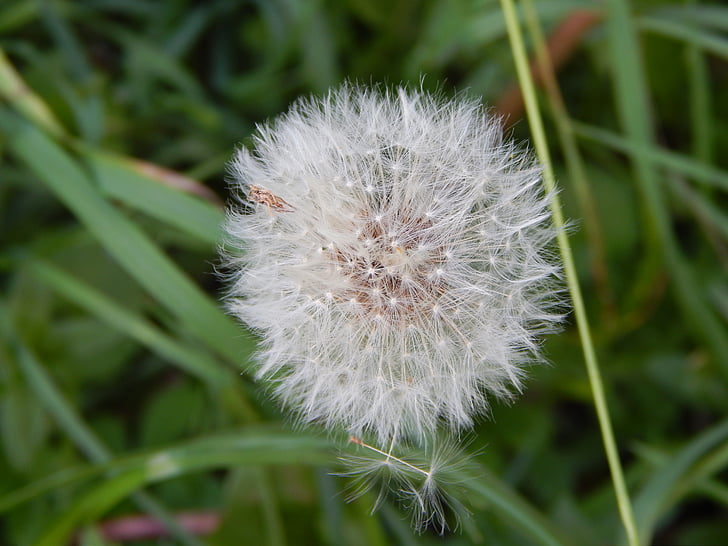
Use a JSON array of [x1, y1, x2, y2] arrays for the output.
[[471, 0, 598, 46], [0, 111, 253, 369], [571, 122, 728, 192], [86, 151, 223, 247], [465, 465, 572, 546], [498, 1, 638, 544], [520, 0, 614, 319], [639, 15, 728, 60], [653, 3, 728, 31], [670, 180, 728, 253], [0, 463, 99, 513], [0, 430, 332, 514], [295, 2, 338, 92], [5, 314, 203, 546], [683, 434, 728, 492], [377, 504, 420, 546], [684, 0, 713, 164], [604, 0, 728, 371], [163, 3, 220, 58], [27, 260, 234, 389], [39, 0, 105, 143], [252, 468, 286, 546], [0, 48, 66, 137], [0, 48, 223, 241], [634, 445, 728, 509], [34, 432, 333, 546], [0, 1, 38, 33], [315, 470, 349, 546], [632, 418, 728, 544], [39, 0, 92, 82]]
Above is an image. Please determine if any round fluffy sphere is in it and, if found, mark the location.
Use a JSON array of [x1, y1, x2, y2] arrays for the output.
[[223, 85, 562, 444]]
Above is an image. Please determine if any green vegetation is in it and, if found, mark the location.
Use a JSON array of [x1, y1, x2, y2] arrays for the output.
[[1, 1, 727, 544]]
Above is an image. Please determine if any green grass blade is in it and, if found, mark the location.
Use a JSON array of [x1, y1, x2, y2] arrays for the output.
[[12, 330, 108, 463], [0, 430, 329, 514], [87, 151, 223, 246], [35, 432, 333, 546], [572, 122, 728, 192], [5, 319, 202, 546], [639, 15, 728, 60], [0, 47, 66, 137], [684, 0, 713, 164], [28, 259, 230, 387], [465, 467, 572, 546], [0, 464, 99, 513], [39, 0, 92, 82], [652, 4, 728, 31], [471, 0, 599, 46], [499, 0, 638, 544], [37, 468, 149, 546], [670, 179, 728, 243], [30, 428, 570, 546], [0, 0, 38, 33], [633, 419, 728, 544], [604, 0, 728, 374], [251, 468, 287, 546], [520, 0, 614, 318], [635, 445, 728, 509], [0, 111, 254, 368]]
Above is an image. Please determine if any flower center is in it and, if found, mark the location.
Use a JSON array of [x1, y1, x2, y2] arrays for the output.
[[327, 210, 446, 326]]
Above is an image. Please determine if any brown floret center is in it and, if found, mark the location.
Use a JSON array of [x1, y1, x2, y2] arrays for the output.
[[326, 211, 446, 325]]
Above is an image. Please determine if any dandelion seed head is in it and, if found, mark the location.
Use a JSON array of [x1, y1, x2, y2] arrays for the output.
[[222, 83, 562, 444]]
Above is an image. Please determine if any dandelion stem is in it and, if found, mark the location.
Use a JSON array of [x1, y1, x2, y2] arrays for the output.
[[498, 1, 640, 545], [349, 437, 431, 478]]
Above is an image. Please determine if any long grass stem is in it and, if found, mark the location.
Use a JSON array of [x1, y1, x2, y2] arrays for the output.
[[497, 2, 640, 544]]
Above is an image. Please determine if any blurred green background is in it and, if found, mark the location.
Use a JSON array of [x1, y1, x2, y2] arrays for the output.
[[1, 0, 727, 545]]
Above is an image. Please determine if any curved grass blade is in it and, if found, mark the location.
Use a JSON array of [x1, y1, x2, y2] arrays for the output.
[[0, 110, 253, 368], [86, 151, 224, 246], [35, 433, 334, 546], [0, 463, 100, 513], [498, 0, 638, 543], [639, 16, 728, 60], [27, 258, 258, 421], [4, 311, 202, 545], [29, 259, 229, 387], [604, 0, 728, 373], [0, 48, 66, 137], [572, 122, 728, 192], [465, 466, 573, 546], [633, 418, 728, 544]]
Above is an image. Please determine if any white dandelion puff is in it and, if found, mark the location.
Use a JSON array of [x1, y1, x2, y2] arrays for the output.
[[221, 82, 563, 531], [223, 83, 561, 443]]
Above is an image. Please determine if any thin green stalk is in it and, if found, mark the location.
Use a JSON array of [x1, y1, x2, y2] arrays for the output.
[[683, 0, 713, 175], [520, 0, 615, 321], [685, 36, 712, 164], [497, 2, 639, 545]]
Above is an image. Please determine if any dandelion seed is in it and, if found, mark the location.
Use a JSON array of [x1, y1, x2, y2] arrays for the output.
[[221, 83, 563, 531], [340, 435, 475, 533]]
